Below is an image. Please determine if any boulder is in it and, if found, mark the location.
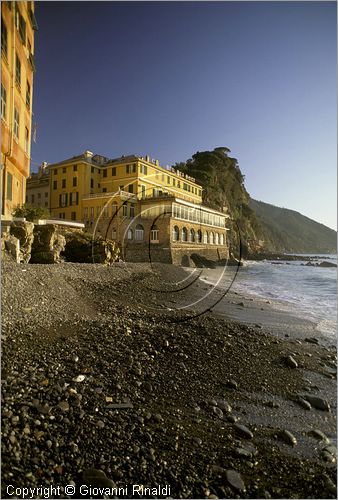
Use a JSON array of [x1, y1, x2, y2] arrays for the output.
[[62, 232, 120, 264], [10, 221, 34, 263], [318, 261, 337, 268], [30, 224, 66, 264], [4, 235, 20, 263]]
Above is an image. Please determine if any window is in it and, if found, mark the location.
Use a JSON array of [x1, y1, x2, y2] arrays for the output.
[[54, 169, 57, 175], [7, 172, 13, 201], [45, 192, 48, 198], [1, 84, 7, 120], [31, 194, 35, 203], [15, 53, 21, 87], [167, 176, 170, 184], [26, 81, 31, 108], [220, 234, 224, 245], [182, 227, 187, 242], [103, 205, 109, 218], [140, 164, 147, 175], [1, 17, 8, 58], [62, 179, 66, 189], [112, 203, 117, 216], [73, 164, 77, 172], [173, 179, 176, 186], [111, 228, 117, 240], [91, 167, 94, 173], [60, 193, 67, 207], [178, 181, 180, 188], [127, 229, 133, 240], [102, 187, 107, 193], [190, 228, 195, 242], [53, 180, 57, 190], [203, 232, 208, 244], [62, 167, 66, 173], [90, 178, 94, 189], [45, 202, 48, 207], [71, 212, 76, 221], [150, 225, 159, 242], [96, 206, 101, 217], [18, 12, 26, 45], [72, 177, 77, 187], [84, 207, 88, 219], [90, 207, 94, 219], [197, 230, 202, 243], [38, 192, 41, 199], [210, 232, 214, 245], [135, 224, 144, 241], [128, 184, 134, 193], [24, 127, 29, 153], [172, 226, 179, 242], [140, 185, 146, 199], [122, 204, 128, 217], [112, 167, 116, 176], [103, 170, 107, 178], [14, 108, 19, 139], [129, 205, 135, 218]]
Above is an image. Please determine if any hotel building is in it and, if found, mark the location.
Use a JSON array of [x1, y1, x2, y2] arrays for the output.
[[27, 151, 230, 264]]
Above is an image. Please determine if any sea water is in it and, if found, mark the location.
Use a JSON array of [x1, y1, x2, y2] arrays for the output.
[[200, 255, 337, 339]]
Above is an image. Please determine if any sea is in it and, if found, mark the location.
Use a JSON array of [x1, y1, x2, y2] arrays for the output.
[[199, 254, 337, 340]]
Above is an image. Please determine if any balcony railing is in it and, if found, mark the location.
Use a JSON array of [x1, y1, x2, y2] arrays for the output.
[[82, 190, 136, 200]]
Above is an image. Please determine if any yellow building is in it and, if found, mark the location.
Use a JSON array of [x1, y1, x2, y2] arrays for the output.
[[1, 1, 37, 217], [41, 150, 229, 265]]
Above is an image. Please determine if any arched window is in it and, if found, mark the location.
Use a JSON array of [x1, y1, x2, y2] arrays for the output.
[[215, 233, 219, 245], [220, 233, 224, 245], [150, 225, 159, 242], [112, 202, 118, 216], [210, 232, 214, 245], [203, 231, 208, 244], [197, 229, 202, 243], [190, 228, 195, 242], [182, 227, 187, 242], [135, 224, 144, 241], [127, 229, 133, 240], [111, 228, 117, 240], [172, 225, 179, 242]]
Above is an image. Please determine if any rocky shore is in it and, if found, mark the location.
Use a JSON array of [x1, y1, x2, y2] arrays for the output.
[[1, 261, 337, 499]]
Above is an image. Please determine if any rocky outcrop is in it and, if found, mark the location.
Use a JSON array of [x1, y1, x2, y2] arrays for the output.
[[30, 224, 66, 264], [9, 221, 34, 263], [62, 232, 120, 264], [4, 235, 20, 263]]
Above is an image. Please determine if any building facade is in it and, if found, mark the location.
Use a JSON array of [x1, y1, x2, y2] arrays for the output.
[[1, 1, 37, 217], [27, 151, 230, 264], [25, 161, 49, 208]]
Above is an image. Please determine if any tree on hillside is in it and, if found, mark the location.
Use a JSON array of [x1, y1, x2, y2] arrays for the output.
[[173, 147, 264, 257]]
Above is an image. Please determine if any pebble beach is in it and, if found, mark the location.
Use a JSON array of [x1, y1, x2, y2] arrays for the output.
[[1, 261, 337, 499]]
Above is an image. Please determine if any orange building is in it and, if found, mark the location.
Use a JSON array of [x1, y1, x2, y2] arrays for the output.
[[1, 1, 37, 217]]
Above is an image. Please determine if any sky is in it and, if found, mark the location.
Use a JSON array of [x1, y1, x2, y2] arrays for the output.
[[31, 1, 337, 230]]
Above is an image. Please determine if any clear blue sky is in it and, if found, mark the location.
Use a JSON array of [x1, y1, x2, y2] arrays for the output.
[[31, 1, 337, 230]]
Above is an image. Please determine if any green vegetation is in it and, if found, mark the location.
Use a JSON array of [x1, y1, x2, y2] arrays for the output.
[[12, 204, 50, 222], [174, 148, 336, 256], [174, 148, 264, 257]]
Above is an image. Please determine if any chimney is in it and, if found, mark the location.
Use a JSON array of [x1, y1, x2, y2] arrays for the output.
[[146, 155, 150, 162], [155, 159, 159, 166]]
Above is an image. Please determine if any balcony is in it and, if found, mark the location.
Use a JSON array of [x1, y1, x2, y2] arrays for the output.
[[82, 190, 136, 201]]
